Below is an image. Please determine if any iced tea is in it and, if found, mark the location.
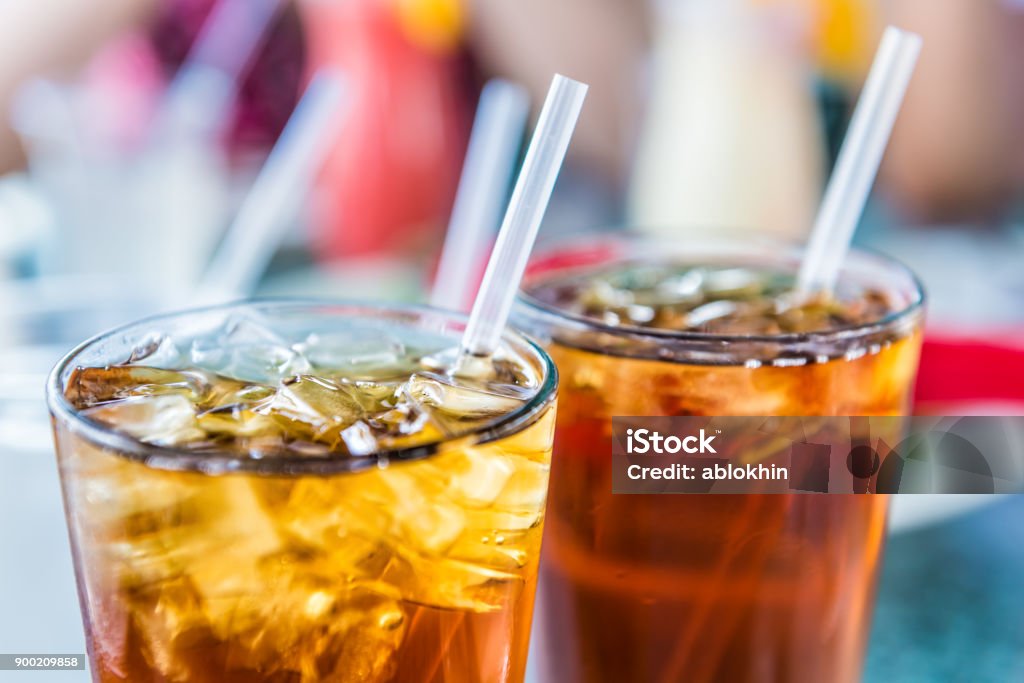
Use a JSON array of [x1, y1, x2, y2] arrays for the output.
[[47, 302, 557, 683], [515, 237, 924, 683]]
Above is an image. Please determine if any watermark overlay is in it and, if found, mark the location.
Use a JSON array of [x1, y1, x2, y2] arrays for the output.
[[612, 416, 1024, 494], [0, 654, 86, 670]]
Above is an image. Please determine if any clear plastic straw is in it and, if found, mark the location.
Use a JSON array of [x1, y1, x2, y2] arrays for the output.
[[430, 79, 530, 312], [460, 74, 588, 357], [157, 0, 285, 139], [197, 71, 347, 303], [797, 26, 922, 294]]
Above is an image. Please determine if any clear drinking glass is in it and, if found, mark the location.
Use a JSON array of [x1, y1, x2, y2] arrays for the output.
[[513, 234, 924, 683], [47, 301, 558, 682]]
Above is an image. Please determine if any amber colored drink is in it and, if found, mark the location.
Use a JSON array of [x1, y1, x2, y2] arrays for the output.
[[515, 237, 924, 683], [47, 302, 558, 683]]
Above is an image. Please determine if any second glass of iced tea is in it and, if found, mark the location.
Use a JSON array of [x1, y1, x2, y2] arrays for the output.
[[514, 235, 924, 683]]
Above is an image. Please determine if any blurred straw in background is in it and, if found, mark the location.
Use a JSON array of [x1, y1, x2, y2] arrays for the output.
[[155, 0, 285, 142], [431, 78, 529, 313], [199, 69, 348, 304]]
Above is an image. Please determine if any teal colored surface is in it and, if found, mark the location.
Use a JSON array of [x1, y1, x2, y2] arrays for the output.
[[865, 496, 1024, 682]]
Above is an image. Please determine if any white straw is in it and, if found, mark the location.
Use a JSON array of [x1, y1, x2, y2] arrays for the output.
[[797, 26, 922, 294], [158, 0, 285, 139], [460, 74, 588, 357], [197, 71, 347, 302], [431, 79, 530, 312]]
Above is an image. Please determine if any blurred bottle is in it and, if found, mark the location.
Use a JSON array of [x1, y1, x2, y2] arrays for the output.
[[629, 0, 825, 241], [299, 0, 468, 260], [813, 0, 879, 84], [811, 0, 880, 166]]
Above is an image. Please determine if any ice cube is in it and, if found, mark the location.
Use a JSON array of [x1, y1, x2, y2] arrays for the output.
[[340, 420, 378, 456], [302, 583, 406, 683], [493, 405, 556, 463], [259, 376, 365, 444], [703, 267, 762, 297], [430, 345, 538, 390], [193, 574, 403, 682], [685, 300, 739, 327], [223, 313, 291, 346], [295, 327, 405, 375], [191, 314, 312, 384], [111, 475, 281, 594], [652, 268, 704, 302], [493, 455, 550, 510], [580, 278, 634, 309], [65, 366, 209, 407], [126, 574, 208, 680], [273, 458, 534, 614], [626, 304, 656, 324], [463, 507, 543, 533], [190, 338, 311, 385], [82, 394, 204, 446], [417, 346, 462, 374], [276, 477, 380, 549], [443, 447, 514, 508], [195, 405, 281, 440], [80, 466, 200, 548], [446, 534, 530, 571], [176, 477, 280, 583], [126, 333, 185, 368], [108, 532, 193, 589], [198, 377, 274, 412], [403, 372, 524, 435], [282, 439, 332, 458], [368, 402, 429, 439], [378, 470, 466, 554], [382, 550, 521, 612]]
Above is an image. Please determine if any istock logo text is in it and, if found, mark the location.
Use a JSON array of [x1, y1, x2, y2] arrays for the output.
[[626, 428, 717, 454]]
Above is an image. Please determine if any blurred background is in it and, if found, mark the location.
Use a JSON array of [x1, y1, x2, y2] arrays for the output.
[[0, 0, 1022, 680]]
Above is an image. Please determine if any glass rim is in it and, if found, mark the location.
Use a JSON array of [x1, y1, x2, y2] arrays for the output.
[[46, 298, 559, 476], [516, 233, 926, 346]]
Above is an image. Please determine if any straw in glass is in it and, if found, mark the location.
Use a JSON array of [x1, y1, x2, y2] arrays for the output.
[[459, 74, 589, 358], [430, 79, 530, 312], [797, 26, 922, 295]]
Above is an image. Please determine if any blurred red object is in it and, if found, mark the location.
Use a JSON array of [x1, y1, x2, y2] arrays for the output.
[[149, 0, 306, 153], [300, 0, 468, 259], [915, 331, 1024, 411], [524, 240, 622, 279]]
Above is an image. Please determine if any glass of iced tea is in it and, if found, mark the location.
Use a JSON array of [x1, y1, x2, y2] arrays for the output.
[[514, 235, 924, 683], [47, 301, 557, 683]]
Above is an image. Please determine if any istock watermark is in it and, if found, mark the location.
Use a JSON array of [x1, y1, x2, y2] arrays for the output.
[[625, 427, 718, 454], [612, 416, 1024, 494]]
